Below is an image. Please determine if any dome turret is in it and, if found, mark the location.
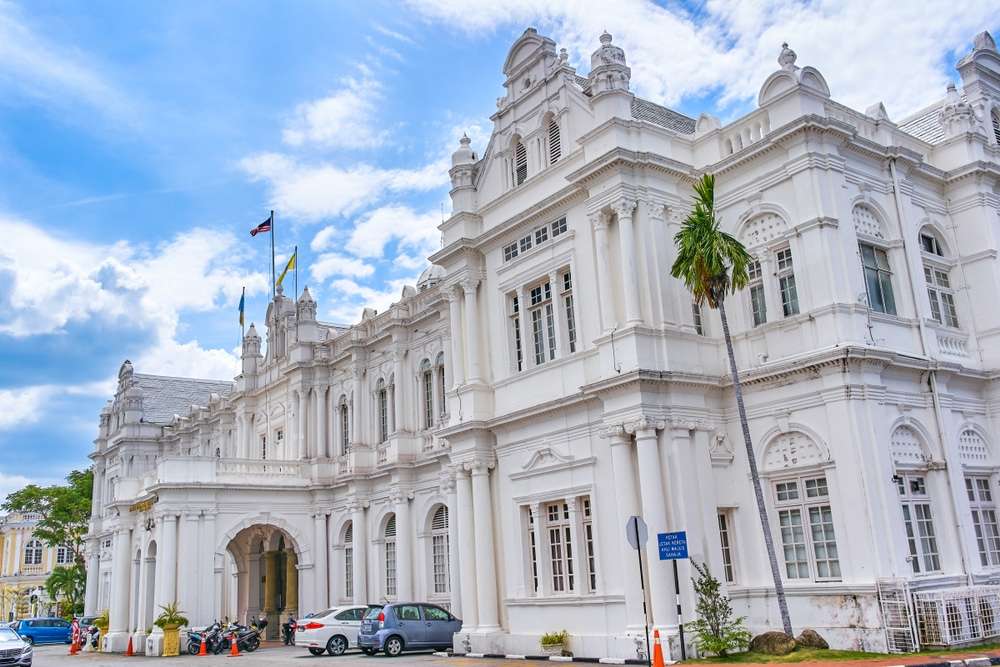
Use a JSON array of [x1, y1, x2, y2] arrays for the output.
[[417, 264, 447, 291]]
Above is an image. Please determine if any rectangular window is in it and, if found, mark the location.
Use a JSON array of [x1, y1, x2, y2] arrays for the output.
[[718, 512, 735, 583], [511, 295, 523, 372], [261, 435, 267, 460], [774, 475, 841, 581], [776, 247, 800, 316], [860, 243, 897, 315], [692, 303, 704, 335], [545, 304, 556, 360], [583, 498, 596, 592], [748, 260, 766, 327], [503, 242, 519, 262], [432, 534, 449, 594], [967, 476, 1000, 568], [547, 502, 574, 593], [378, 390, 388, 443], [925, 265, 959, 327], [515, 142, 527, 185], [423, 372, 434, 429], [344, 546, 353, 599], [551, 217, 567, 237], [385, 540, 397, 597], [438, 367, 446, 417], [898, 474, 941, 573], [534, 226, 548, 245], [527, 507, 539, 594], [519, 234, 532, 254], [531, 309, 545, 365], [565, 294, 577, 353], [340, 405, 350, 454]]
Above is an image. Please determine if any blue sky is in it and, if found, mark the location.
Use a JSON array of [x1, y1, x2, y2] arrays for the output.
[[0, 0, 996, 492]]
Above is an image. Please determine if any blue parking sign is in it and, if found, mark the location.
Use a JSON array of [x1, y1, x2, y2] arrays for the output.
[[658, 531, 688, 560]]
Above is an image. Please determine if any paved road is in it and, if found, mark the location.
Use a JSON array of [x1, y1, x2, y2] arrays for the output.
[[33, 644, 506, 666]]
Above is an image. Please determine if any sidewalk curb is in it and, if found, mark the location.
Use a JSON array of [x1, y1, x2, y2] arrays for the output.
[[436, 653, 1000, 667]]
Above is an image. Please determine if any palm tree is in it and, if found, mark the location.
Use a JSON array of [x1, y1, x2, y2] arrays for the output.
[[671, 173, 793, 637]]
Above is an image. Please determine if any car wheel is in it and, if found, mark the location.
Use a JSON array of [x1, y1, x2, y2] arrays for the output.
[[327, 635, 347, 656], [308, 647, 326, 656], [384, 636, 404, 657], [361, 647, 377, 656], [188, 641, 200, 655]]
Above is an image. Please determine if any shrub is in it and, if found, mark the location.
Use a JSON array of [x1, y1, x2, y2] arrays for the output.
[[540, 630, 569, 646], [153, 602, 189, 629], [689, 561, 751, 656]]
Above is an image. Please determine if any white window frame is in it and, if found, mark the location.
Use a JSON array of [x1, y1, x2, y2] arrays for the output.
[[384, 515, 397, 598], [717, 510, 737, 584], [859, 242, 897, 315], [562, 270, 577, 354], [548, 118, 561, 164], [924, 262, 959, 328], [897, 473, 942, 574], [430, 506, 450, 596], [692, 302, 704, 335], [377, 381, 388, 444], [339, 400, 350, 454], [343, 523, 354, 600], [546, 501, 574, 593], [748, 259, 767, 327], [421, 361, 434, 429], [775, 246, 799, 317], [967, 475, 1000, 568], [772, 474, 842, 582], [528, 281, 556, 366], [509, 293, 524, 372], [24, 540, 42, 566]]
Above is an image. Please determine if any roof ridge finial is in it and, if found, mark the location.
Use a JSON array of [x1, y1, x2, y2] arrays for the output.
[[778, 42, 797, 70]]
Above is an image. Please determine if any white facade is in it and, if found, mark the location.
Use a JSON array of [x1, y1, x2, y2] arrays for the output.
[[86, 28, 1000, 658]]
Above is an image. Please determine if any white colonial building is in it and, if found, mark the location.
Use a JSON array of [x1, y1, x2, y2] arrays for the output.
[[85, 28, 1000, 658]]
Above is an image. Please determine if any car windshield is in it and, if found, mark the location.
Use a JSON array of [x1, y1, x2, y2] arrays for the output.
[[363, 606, 383, 620], [0, 628, 20, 641]]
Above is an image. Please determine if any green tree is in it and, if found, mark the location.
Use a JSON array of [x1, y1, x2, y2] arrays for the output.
[[46, 564, 86, 618], [3, 468, 93, 565], [688, 561, 751, 656], [670, 173, 792, 635]]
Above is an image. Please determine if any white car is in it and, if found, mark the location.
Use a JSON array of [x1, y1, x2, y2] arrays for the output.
[[295, 605, 369, 656]]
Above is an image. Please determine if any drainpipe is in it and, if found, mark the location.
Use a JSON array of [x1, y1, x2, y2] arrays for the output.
[[889, 157, 972, 582]]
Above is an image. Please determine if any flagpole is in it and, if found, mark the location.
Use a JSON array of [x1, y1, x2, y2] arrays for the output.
[[269, 210, 276, 301], [294, 244, 298, 301]]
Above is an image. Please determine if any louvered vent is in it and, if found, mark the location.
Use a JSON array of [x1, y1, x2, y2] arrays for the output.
[[344, 523, 353, 543], [548, 120, 561, 164], [385, 515, 397, 538], [432, 505, 449, 530], [514, 141, 527, 185]]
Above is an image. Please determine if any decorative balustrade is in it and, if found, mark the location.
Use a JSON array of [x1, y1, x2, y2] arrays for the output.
[[723, 111, 771, 156], [216, 458, 302, 477], [935, 329, 970, 358]]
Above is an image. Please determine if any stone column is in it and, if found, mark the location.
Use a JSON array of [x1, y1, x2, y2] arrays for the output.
[[394, 490, 413, 600], [154, 515, 177, 611], [175, 514, 200, 627], [591, 211, 616, 332], [447, 291, 466, 388], [456, 468, 478, 629], [393, 348, 405, 432], [470, 460, 499, 630], [566, 498, 584, 593], [107, 528, 132, 649], [244, 414, 254, 459], [84, 539, 100, 614], [462, 279, 482, 383], [633, 420, 678, 628], [313, 514, 328, 611], [352, 369, 364, 447], [431, 364, 442, 426], [351, 503, 368, 604], [613, 199, 642, 325], [444, 472, 461, 616], [199, 513, 217, 623], [315, 387, 327, 458], [607, 426, 645, 631], [263, 551, 278, 619], [298, 391, 309, 459], [285, 551, 298, 616]]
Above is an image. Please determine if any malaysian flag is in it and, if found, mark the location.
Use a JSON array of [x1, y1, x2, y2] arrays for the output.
[[250, 217, 272, 237]]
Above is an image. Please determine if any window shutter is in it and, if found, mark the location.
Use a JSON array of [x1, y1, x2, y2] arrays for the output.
[[993, 111, 1000, 145], [432, 505, 448, 530], [385, 515, 396, 538], [344, 523, 353, 544], [548, 120, 561, 164], [514, 141, 527, 185]]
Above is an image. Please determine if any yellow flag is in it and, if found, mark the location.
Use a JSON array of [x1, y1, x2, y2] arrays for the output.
[[276, 251, 296, 288]]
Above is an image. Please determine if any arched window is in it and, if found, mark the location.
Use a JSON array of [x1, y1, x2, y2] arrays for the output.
[[420, 360, 433, 429], [919, 227, 959, 328], [24, 540, 42, 566], [376, 379, 388, 443], [891, 425, 941, 574], [384, 515, 397, 598], [514, 139, 527, 186], [548, 118, 561, 164], [431, 506, 450, 595], [435, 352, 446, 418], [339, 397, 350, 455], [343, 522, 353, 600], [855, 207, 896, 315]]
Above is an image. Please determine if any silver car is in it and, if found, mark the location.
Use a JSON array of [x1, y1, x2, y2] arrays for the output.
[[0, 625, 32, 666]]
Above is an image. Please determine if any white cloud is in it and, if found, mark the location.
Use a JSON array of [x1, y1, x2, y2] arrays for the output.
[[322, 276, 415, 325], [0, 214, 268, 381], [0, 386, 51, 430], [282, 68, 388, 149], [404, 0, 999, 119], [311, 225, 338, 251], [347, 205, 441, 259], [310, 253, 375, 282], [0, 471, 60, 498], [239, 152, 449, 221], [0, 1, 132, 120], [373, 23, 418, 45]]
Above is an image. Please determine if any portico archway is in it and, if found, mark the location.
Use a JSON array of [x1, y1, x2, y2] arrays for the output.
[[223, 524, 301, 639]]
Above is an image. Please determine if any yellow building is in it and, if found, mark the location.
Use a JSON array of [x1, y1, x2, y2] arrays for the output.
[[0, 512, 72, 620]]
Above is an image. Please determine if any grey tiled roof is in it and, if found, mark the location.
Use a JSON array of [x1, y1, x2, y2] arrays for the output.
[[896, 94, 969, 145], [631, 97, 697, 134], [133, 373, 233, 424]]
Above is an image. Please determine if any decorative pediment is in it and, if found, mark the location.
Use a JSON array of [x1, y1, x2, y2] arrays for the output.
[[522, 445, 574, 470], [763, 431, 826, 472]]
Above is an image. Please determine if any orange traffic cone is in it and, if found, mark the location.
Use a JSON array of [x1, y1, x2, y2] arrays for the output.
[[125, 636, 134, 657], [652, 629, 665, 667], [198, 636, 207, 656], [229, 637, 240, 658], [69, 640, 78, 656]]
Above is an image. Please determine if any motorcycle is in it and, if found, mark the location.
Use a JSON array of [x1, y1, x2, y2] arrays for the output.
[[187, 622, 225, 655], [87, 625, 100, 648], [218, 623, 261, 653], [281, 617, 296, 646]]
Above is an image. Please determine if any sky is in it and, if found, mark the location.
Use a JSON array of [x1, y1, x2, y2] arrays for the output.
[[0, 0, 997, 494]]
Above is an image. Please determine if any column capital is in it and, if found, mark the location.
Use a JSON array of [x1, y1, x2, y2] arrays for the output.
[[566, 496, 579, 513], [390, 487, 414, 504], [438, 468, 457, 493], [643, 200, 667, 221], [588, 210, 608, 231], [611, 198, 638, 220], [625, 417, 666, 436], [460, 277, 481, 294], [465, 457, 495, 475], [445, 287, 463, 303], [669, 417, 709, 433], [528, 500, 542, 513], [600, 424, 628, 442]]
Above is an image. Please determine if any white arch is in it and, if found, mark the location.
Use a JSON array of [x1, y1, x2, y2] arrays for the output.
[[850, 199, 891, 241], [957, 422, 993, 466], [757, 424, 831, 473], [215, 514, 311, 566], [888, 418, 934, 467]]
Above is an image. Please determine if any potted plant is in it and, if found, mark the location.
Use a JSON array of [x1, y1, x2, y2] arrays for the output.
[[153, 602, 188, 657], [540, 630, 569, 656], [94, 609, 109, 642]]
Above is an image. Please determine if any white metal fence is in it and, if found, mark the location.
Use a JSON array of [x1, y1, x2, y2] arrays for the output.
[[877, 579, 918, 653], [913, 586, 1000, 647]]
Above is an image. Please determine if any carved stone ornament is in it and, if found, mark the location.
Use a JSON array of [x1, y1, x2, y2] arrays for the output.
[[522, 445, 574, 470], [762, 431, 825, 472], [710, 431, 735, 463]]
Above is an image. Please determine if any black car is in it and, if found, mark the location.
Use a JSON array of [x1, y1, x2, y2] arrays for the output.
[[0, 625, 32, 666]]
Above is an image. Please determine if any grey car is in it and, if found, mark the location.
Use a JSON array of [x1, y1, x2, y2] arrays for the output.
[[0, 625, 32, 666]]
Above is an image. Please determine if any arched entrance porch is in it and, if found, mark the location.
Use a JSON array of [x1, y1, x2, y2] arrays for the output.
[[224, 524, 301, 640]]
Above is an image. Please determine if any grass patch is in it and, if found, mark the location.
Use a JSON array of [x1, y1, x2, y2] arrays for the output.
[[682, 648, 887, 663]]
